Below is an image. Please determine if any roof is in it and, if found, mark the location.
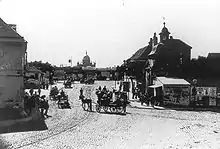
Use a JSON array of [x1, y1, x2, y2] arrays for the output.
[[148, 39, 191, 59], [96, 68, 113, 71], [27, 67, 43, 74], [207, 53, 220, 59], [127, 45, 151, 62], [82, 66, 96, 71], [163, 39, 192, 51], [156, 77, 190, 86], [0, 18, 26, 42]]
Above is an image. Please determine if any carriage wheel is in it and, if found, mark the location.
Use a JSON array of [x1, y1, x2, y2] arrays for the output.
[[110, 107, 116, 113], [82, 103, 87, 111], [58, 103, 61, 109], [103, 106, 108, 112], [116, 107, 124, 113], [123, 106, 126, 114], [96, 104, 101, 113]]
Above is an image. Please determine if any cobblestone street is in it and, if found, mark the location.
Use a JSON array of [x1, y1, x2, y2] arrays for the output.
[[1, 81, 220, 149]]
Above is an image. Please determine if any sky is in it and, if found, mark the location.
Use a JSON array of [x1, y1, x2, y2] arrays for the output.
[[0, 0, 219, 68]]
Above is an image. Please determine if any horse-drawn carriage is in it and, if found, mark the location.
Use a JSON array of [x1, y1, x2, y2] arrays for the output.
[[95, 99, 126, 114], [95, 90, 127, 114], [79, 95, 92, 111], [57, 90, 71, 109], [57, 95, 71, 109], [49, 86, 59, 100]]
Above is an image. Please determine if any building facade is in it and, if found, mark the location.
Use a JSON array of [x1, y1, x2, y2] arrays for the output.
[[124, 22, 192, 93], [146, 22, 192, 88], [0, 18, 27, 108]]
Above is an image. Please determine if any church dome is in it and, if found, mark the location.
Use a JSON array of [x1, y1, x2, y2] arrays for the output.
[[82, 52, 91, 66], [83, 55, 90, 63]]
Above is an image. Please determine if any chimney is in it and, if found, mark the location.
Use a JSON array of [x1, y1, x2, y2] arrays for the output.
[[149, 38, 153, 46], [153, 33, 158, 46]]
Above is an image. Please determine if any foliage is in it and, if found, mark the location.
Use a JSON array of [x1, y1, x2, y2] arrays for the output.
[[28, 61, 55, 73]]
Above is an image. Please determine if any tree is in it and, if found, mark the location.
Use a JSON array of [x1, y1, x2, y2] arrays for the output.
[[28, 61, 55, 74]]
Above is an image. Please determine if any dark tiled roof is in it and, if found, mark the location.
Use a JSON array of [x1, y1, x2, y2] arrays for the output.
[[27, 66, 43, 73], [163, 39, 192, 50], [0, 17, 26, 42], [127, 45, 151, 62]]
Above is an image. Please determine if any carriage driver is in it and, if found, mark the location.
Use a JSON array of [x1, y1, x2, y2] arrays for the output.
[[79, 88, 84, 100], [60, 90, 65, 97]]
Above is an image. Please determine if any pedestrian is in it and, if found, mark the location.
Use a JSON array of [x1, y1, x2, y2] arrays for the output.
[[132, 87, 135, 99], [192, 86, 197, 110], [98, 86, 102, 91], [29, 88, 34, 96], [38, 87, 41, 96], [45, 78, 49, 90], [119, 82, 122, 91], [102, 86, 107, 93], [145, 91, 150, 106], [139, 92, 144, 105], [79, 88, 84, 100], [134, 87, 138, 99]]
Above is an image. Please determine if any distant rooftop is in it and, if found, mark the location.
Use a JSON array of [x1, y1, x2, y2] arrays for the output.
[[207, 53, 220, 59]]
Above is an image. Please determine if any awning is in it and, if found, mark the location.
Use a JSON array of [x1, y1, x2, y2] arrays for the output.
[[156, 77, 190, 86]]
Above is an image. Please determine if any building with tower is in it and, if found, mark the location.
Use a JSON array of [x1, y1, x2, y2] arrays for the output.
[[77, 52, 96, 68], [147, 22, 191, 78], [125, 21, 192, 92], [159, 22, 170, 42]]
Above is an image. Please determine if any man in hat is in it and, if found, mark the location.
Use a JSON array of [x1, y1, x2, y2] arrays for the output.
[[41, 95, 49, 117]]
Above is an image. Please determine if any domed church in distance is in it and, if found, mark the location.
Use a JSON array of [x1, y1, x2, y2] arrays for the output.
[[77, 51, 96, 68]]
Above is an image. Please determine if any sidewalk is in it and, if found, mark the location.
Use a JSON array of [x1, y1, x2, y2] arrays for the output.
[[128, 97, 220, 112], [128, 98, 165, 110]]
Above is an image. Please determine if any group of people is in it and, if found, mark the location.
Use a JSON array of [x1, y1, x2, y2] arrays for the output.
[[132, 86, 163, 107], [50, 86, 59, 98], [41, 77, 50, 90], [132, 87, 140, 99], [95, 86, 129, 106], [95, 86, 114, 104], [24, 88, 49, 118]]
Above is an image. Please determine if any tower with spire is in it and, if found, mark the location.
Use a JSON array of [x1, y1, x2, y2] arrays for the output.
[[159, 22, 170, 43]]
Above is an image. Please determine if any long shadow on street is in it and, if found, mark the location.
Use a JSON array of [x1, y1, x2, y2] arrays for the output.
[[0, 118, 48, 134]]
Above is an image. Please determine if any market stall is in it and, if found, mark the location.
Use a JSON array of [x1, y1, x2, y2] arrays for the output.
[[151, 77, 191, 106]]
